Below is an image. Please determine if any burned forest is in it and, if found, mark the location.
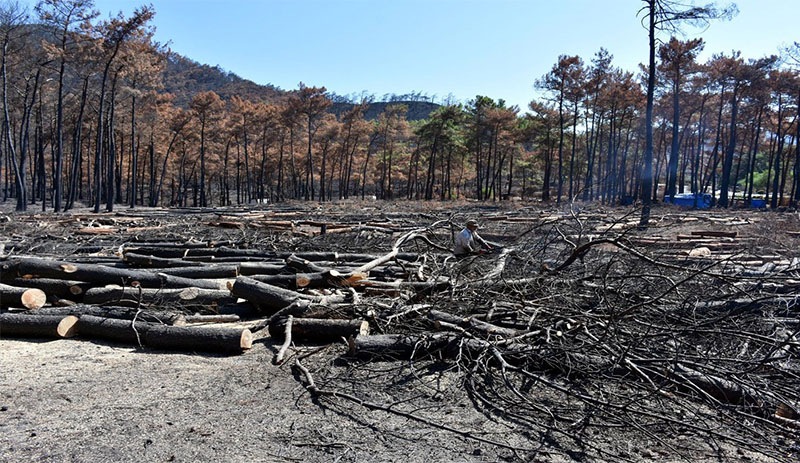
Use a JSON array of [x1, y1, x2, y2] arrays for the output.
[[0, 201, 798, 462]]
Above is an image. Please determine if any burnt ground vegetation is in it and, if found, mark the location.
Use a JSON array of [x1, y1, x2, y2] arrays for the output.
[[0, 200, 799, 462]]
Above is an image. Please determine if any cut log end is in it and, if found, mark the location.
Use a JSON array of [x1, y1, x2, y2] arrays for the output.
[[357, 320, 370, 336], [240, 329, 253, 350], [56, 315, 79, 338], [21, 288, 47, 310], [60, 263, 78, 273], [179, 287, 200, 300]]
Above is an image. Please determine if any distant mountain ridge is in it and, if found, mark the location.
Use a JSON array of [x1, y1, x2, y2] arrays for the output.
[[163, 54, 439, 120], [329, 101, 440, 121]]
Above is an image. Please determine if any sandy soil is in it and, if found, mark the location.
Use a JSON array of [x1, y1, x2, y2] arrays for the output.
[[0, 335, 534, 463]]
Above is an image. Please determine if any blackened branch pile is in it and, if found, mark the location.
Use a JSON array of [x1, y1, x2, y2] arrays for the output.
[[0, 205, 798, 461]]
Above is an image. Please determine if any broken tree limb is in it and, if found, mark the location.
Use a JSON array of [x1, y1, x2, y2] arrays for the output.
[[353, 249, 399, 274], [428, 309, 520, 338], [75, 314, 252, 354], [669, 362, 768, 408], [0, 313, 78, 338], [273, 315, 293, 365]]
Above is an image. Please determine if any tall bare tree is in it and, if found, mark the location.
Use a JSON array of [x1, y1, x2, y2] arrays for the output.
[[90, 5, 155, 212], [189, 90, 224, 207], [637, 0, 736, 227], [36, 0, 97, 212], [537, 55, 584, 203], [287, 83, 331, 201], [658, 36, 704, 202], [0, 0, 30, 211]]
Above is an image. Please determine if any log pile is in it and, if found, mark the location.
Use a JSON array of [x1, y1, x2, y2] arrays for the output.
[[0, 206, 798, 461]]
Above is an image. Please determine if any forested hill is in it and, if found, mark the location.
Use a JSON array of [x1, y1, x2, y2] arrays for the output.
[[163, 54, 284, 107], [164, 54, 439, 120]]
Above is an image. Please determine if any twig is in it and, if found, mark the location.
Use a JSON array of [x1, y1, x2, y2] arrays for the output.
[[273, 315, 293, 365]]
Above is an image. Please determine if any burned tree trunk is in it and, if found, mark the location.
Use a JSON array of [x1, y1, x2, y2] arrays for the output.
[[0, 313, 78, 338], [75, 314, 252, 354]]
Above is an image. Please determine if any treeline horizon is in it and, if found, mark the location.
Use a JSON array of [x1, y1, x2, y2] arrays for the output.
[[2, 0, 799, 213]]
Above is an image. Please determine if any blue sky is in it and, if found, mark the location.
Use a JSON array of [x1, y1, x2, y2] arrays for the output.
[[42, 1, 800, 111]]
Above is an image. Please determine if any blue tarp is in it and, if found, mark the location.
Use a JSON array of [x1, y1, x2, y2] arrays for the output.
[[665, 193, 711, 209]]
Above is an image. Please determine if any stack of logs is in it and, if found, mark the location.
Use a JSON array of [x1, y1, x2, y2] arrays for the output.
[[0, 240, 432, 356]]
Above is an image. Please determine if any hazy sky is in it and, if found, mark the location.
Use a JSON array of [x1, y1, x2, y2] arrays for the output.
[[44, 0, 800, 111]]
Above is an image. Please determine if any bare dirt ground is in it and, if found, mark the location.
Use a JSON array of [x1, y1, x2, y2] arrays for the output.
[[1, 200, 798, 463]]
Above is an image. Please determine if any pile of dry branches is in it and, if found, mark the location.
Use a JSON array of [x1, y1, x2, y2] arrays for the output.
[[1, 205, 798, 461]]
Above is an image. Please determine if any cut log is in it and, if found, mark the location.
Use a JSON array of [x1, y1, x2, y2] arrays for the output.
[[284, 254, 329, 273], [123, 252, 205, 268], [3, 257, 221, 289], [7, 278, 93, 301], [0, 283, 47, 309], [250, 270, 368, 290], [75, 314, 153, 345], [229, 276, 339, 313], [338, 252, 418, 263], [152, 264, 240, 279], [34, 304, 186, 325], [268, 318, 369, 342], [122, 246, 279, 259], [83, 286, 238, 310], [76, 314, 252, 353], [237, 262, 291, 276], [690, 230, 738, 239], [144, 324, 252, 353], [180, 314, 241, 324], [0, 313, 78, 338]]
